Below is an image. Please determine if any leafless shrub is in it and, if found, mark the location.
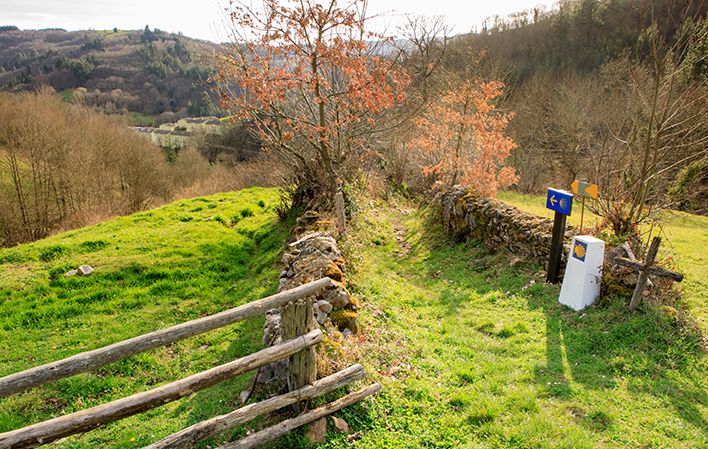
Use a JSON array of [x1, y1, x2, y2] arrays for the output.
[[173, 157, 286, 200], [0, 89, 173, 245]]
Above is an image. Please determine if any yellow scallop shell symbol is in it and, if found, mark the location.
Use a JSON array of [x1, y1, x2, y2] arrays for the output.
[[574, 243, 586, 258], [559, 198, 568, 209]]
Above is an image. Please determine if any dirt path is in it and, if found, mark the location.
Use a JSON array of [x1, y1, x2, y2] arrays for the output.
[[392, 220, 411, 257]]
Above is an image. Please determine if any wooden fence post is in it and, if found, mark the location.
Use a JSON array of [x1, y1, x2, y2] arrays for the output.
[[280, 297, 317, 400], [335, 191, 346, 235]]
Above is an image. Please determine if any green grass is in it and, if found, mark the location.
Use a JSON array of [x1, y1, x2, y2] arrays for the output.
[[497, 191, 603, 229], [498, 190, 708, 334], [58, 89, 74, 103], [1, 189, 705, 448], [320, 198, 707, 449], [0, 187, 290, 448], [127, 111, 157, 126], [95, 29, 133, 39]]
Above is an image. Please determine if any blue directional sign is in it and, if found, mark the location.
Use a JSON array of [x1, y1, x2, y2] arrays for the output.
[[546, 188, 573, 215]]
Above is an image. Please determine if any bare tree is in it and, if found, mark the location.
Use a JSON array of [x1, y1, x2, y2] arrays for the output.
[[591, 20, 708, 235], [0, 90, 186, 246]]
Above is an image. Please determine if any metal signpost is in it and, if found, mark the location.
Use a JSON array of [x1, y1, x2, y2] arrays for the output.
[[570, 180, 598, 231], [545, 187, 573, 283]]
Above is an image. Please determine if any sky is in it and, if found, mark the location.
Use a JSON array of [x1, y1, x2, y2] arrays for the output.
[[1, 0, 553, 42]]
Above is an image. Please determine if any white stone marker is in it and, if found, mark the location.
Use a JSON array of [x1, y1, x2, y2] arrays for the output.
[[559, 235, 605, 311]]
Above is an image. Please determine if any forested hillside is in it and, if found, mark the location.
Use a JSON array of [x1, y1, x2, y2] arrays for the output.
[[458, 0, 706, 82], [436, 0, 707, 216], [0, 90, 282, 248], [0, 27, 219, 120]]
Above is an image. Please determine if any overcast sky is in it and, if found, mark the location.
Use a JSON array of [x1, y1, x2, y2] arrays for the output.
[[2, 0, 554, 42]]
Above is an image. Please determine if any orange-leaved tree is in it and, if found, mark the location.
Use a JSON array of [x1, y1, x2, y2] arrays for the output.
[[413, 79, 518, 197], [217, 0, 410, 206]]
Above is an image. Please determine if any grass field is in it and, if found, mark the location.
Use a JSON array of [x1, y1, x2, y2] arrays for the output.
[[127, 111, 157, 126], [0, 187, 289, 448], [95, 29, 134, 39], [1, 189, 705, 448], [322, 199, 707, 449], [498, 191, 708, 334], [57, 89, 74, 102]]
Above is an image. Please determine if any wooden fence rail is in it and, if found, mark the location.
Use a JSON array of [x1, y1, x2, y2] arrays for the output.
[[0, 277, 377, 449], [0, 330, 323, 449], [0, 277, 334, 398], [221, 383, 382, 449], [146, 363, 367, 449]]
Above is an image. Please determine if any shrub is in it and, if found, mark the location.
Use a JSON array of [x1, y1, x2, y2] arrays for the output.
[[668, 160, 707, 214]]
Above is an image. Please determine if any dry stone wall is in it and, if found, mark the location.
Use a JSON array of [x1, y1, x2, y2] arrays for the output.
[[277, 232, 357, 332], [253, 213, 358, 392], [440, 187, 661, 302], [441, 187, 574, 269]]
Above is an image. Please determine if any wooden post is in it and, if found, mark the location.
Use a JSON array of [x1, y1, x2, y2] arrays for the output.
[[628, 237, 660, 310], [546, 211, 567, 284], [335, 191, 346, 235], [579, 196, 585, 231], [614, 237, 683, 311], [280, 297, 317, 398], [621, 242, 652, 287]]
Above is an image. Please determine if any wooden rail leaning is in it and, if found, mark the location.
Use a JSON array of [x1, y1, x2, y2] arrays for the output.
[[614, 258, 683, 282], [615, 236, 684, 311], [219, 383, 382, 449], [0, 278, 334, 398], [146, 364, 367, 449], [0, 330, 324, 449]]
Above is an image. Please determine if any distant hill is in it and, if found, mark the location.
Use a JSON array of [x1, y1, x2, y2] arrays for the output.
[[448, 0, 706, 84], [0, 27, 221, 121]]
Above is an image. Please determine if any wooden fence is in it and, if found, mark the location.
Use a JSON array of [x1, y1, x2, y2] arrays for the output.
[[0, 278, 379, 449]]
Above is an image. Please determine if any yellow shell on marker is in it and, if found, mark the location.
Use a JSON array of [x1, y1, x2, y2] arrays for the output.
[[560, 198, 568, 209], [573, 243, 586, 258]]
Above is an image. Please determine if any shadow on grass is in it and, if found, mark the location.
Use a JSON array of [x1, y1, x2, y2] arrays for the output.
[[412, 206, 707, 435], [529, 290, 707, 432]]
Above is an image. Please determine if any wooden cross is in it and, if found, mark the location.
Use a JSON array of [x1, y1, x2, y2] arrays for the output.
[[615, 236, 683, 311]]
